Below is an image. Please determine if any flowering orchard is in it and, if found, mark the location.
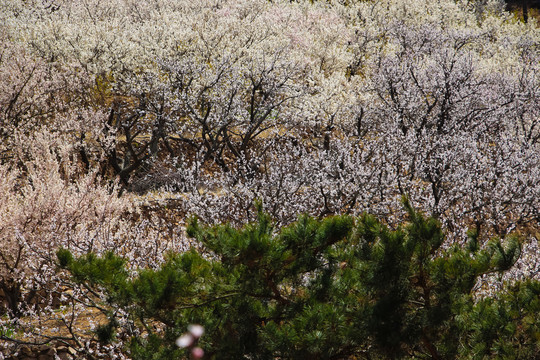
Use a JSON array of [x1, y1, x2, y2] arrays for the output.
[[0, 0, 539, 358]]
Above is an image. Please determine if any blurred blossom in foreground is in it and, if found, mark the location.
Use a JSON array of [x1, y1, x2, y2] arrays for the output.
[[176, 324, 205, 359], [176, 334, 194, 348], [188, 324, 204, 338], [192, 347, 204, 359]]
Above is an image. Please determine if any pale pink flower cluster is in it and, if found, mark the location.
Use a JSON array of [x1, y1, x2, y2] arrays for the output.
[[176, 324, 204, 359]]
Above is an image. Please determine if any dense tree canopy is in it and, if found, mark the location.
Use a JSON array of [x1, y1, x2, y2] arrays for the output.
[[0, 0, 538, 358]]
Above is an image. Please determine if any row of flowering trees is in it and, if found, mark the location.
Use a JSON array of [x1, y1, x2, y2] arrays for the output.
[[0, 0, 539, 358]]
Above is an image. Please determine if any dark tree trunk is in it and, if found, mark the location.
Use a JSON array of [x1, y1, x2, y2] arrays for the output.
[[522, 0, 529, 22], [0, 279, 22, 317]]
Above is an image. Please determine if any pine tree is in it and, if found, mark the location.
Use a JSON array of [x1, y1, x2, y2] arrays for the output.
[[57, 199, 537, 359]]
